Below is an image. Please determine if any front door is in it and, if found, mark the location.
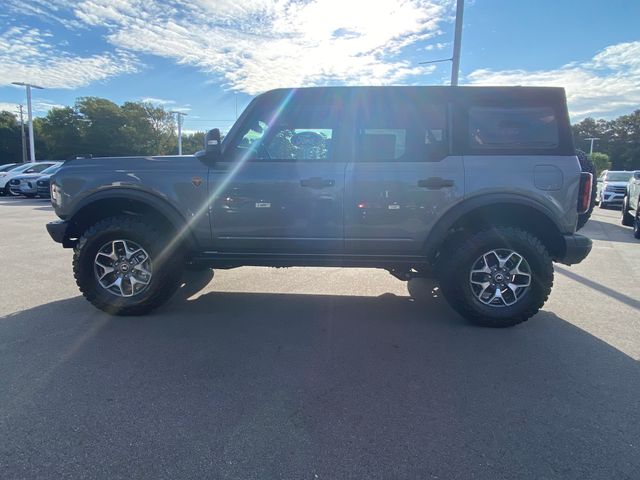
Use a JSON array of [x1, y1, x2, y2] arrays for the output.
[[208, 94, 347, 254]]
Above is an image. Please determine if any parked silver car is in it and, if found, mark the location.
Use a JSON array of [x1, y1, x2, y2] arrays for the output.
[[596, 170, 634, 208], [0, 162, 58, 196], [8, 163, 62, 197]]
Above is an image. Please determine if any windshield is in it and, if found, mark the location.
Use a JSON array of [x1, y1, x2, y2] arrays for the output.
[[40, 164, 62, 175], [0, 163, 17, 172], [605, 171, 632, 182], [8, 163, 37, 174]]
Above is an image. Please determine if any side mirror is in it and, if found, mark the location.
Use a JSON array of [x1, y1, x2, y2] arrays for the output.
[[205, 128, 221, 158]]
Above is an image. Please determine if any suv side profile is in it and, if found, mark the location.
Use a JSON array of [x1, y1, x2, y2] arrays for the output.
[[46, 86, 593, 327], [621, 170, 640, 237]]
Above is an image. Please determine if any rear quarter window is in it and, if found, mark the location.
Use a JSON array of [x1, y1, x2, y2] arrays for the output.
[[469, 107, 559, 150]]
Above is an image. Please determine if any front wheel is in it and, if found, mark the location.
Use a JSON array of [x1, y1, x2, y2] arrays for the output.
[[634, 207, 640, 239], [73, 216, 184, 315], [438, 227, 553, 328]]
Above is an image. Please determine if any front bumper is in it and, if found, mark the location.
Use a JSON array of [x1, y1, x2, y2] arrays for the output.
[[557, 234, 592, 266], [600, 192, 624, 205], [46, 220, 74, 247]]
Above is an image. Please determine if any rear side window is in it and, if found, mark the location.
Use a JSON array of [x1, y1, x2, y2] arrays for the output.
[[469, 107, 558, 150], [357, 103, 448, 162]]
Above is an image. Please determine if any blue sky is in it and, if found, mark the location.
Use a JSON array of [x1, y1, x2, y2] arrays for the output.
[[1, 0, 639, 134]]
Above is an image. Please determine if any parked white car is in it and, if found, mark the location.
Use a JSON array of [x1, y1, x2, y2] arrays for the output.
[[8, 163, 63, 197], [0, 162, 58, 196], [596, 170, 634, 208]]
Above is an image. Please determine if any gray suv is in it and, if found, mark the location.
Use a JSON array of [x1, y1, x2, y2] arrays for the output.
[[46, 86, 593, 327]]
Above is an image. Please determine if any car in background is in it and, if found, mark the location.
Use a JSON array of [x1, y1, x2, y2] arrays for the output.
[[596, 170, 634, 208], [8, 163, 63, 197], [0, 162, 58, 196], [36, 163, 65, 198], [621, 171, 640, 233], [0, 163, 19, 173]]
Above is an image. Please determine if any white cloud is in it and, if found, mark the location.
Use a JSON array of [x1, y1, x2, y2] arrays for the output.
[[0, 26, 139, 89], [70, 0, 449, 94], [0, 100, 65, 115], [140, 97, 176, 105], [466, 41, 640, 120]]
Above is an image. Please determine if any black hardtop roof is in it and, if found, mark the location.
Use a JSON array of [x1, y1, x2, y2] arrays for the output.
[[259, 85, 566, 99]]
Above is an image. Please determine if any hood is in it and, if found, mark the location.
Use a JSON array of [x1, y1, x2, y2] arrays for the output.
[[11, 173, 45, 181], [603, 181, 628, 187], [37, 173, 53, 181]]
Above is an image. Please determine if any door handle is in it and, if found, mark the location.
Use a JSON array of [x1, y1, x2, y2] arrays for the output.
[[418, 177, 454, 189], [300, 177, 335, 188]]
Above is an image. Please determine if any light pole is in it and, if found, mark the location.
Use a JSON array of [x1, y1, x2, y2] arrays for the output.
[[17, 105, 27, 163], [451, 0, 465, 86], [170, 111, 188, 155], [585, 137, 600, 155], [419, 0, 465, 86], [12, 82, 44, 162]]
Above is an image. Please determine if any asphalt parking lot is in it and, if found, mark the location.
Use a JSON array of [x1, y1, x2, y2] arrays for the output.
[[1, 198, 639, 479]]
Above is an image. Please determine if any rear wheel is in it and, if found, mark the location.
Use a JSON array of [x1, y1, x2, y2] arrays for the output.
[[621, 196, 634, 226], [438, 227, 553, 328], [73, 216, 184, 315]]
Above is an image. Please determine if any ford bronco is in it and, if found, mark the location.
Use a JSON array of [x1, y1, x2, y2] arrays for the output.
[[46, 86, 593, 327]]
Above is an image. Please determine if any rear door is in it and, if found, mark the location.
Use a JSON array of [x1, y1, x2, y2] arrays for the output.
[[344, 90, 464, 255], [209, 92, 348, 253]]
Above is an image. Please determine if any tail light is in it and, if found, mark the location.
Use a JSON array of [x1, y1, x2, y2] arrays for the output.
[[577, 172, 593, 214]]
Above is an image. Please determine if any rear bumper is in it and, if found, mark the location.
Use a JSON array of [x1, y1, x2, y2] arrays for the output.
[[557, 233, 592, 266]]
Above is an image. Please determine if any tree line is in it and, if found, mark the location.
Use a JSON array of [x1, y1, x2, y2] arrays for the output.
[[0, 97, 204, 163], [572, 110, 640, 173], [0, 97, 639, 172]]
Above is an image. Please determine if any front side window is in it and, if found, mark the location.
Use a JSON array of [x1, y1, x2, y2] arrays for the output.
[[233, 107, 334, 161], [469, 107, 559, 149]]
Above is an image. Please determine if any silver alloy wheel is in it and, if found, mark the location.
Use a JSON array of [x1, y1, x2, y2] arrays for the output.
[[94, 239, 153, 297], [469, 249, 532, 307]]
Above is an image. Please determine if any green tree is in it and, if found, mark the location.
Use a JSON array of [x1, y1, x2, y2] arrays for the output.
[[589, 152, 611, 175], [172, 131, 205, 155], [607, 110, 640, 170], [121, 102, 176, 155], [0, 111, 21, 164], [76, 97, 128, 157], [36, 107, 83, 160]]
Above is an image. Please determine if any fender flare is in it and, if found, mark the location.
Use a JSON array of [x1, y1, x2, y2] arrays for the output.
[[68, 187, 199, 250], [423, 193, 564, 259]]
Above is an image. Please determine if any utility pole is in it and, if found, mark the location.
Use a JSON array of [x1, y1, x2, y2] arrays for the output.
[[451, 0, 465, 86], [170, 111, 188, 155], [12, 82, 44, 162], [18, 105, 27, 163], [585, 137, 600, 155], [419, 0, 465, 86]]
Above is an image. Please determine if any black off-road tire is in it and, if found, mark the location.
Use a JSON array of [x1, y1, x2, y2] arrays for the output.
[[73, 216, 184, 315], [576, 150, 597, 231], [634, 208, 640, 239], [621, 196, 634, 226], [438, 227, 554, 328]]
